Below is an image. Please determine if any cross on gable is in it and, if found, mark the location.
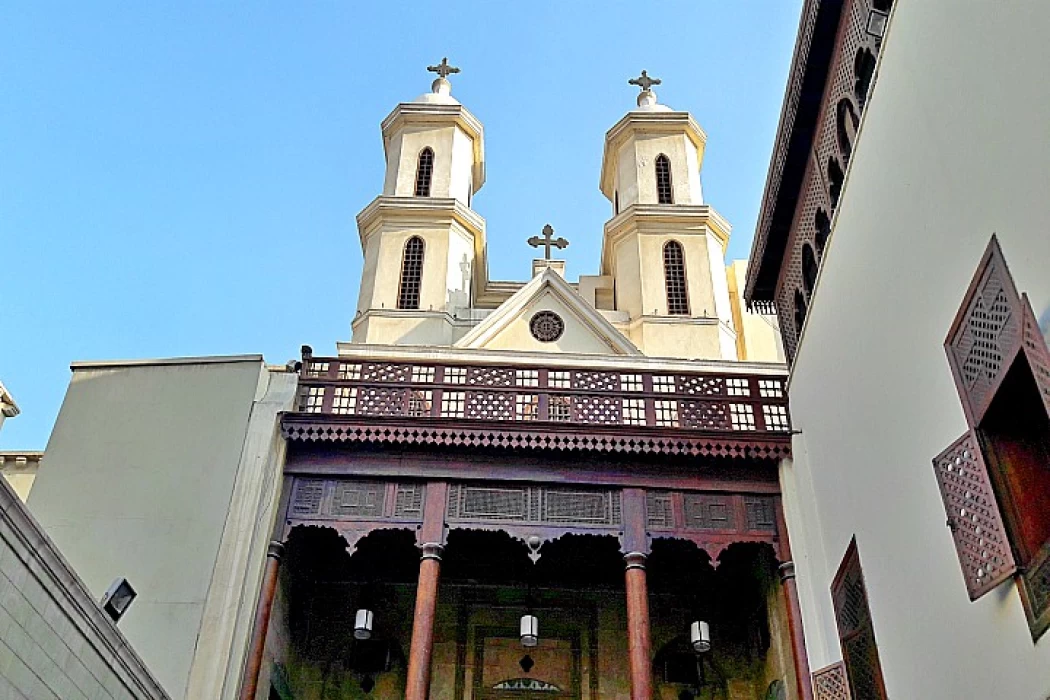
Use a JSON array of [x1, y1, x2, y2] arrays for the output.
[[527, 224, 569, 260], [628, 70, 661, 92], [427, 57, 460, 80]]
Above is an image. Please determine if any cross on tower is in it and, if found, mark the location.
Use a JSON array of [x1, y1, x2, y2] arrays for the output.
[[527, 224, 569, 260], [628, 70, 661, 92], [427, 57, 460, 80]]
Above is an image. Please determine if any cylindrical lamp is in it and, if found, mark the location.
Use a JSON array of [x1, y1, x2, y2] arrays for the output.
[[354, 608, 374, 640], [520, 614, 539, 648], [690, 620, 711, 653]]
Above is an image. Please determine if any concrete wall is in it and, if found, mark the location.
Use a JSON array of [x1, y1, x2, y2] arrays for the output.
[[0, 453, 43, 502], [0, 475, 169, 699], [27, 356, 296, 699], [783, 1, 1050, 698]]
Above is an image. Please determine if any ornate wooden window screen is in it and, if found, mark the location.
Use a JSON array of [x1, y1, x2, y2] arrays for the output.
[[414, 147, 434, 197], [397, 236, 425, 310], [812, 662, 851, 700], [937, 235, 1050, 638], [663, 241, 690, 315], [655, 154, 674, 204], [831, 539, 887, 700]]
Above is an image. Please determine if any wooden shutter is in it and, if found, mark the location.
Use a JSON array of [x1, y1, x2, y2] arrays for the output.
[[813, 662, 851, 700], [831, 540, 887, 700], [932, 431, 1017, 599]]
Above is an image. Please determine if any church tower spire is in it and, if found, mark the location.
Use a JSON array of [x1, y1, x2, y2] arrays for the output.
[[353, 60, 488, 345]]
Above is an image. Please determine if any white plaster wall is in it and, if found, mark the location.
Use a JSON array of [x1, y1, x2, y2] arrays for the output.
[[448, 126, 475, 205], [27, 358, 269, 699], [617, 132, 701, 207], [385, 123, 474, 205], [784, 1, 1050, 697]]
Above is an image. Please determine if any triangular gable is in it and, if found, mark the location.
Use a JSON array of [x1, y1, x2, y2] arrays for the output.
[[456, 268, 641, 355]]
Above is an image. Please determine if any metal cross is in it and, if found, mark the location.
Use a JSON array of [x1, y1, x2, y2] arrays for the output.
[[527, 224, 569, 260], [628, 70, 661, 92], [427, 57, 460, 79]]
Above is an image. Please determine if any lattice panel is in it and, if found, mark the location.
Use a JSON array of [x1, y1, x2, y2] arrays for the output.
[[1022, 297, 1050, 418], [677, 375, 724, 396], [679, 400, 731, 430], [466, 391, 516, 420], [447, 484, 621, 527], [574, 395, 622, 424], [682, 495, 735, 530], [572, 371, 619, 391], [452, 485, 529, 521], [842, 628, 886, 700], [744, 497, 777, 532], [1024, 543, 1050, 625], [832, 540, 888, 700], [361, 362, 411, 383], [330, 481, 385, 519], [813, 662, 851, 700], [646, 491, 674, 529], [542, 488, 620, 525], [291, 479, 325, 517], [356, 387, 407, 416], [467, 367, 516, 387], [394, 483, 426, 520], [932, 431, 1016, 599]]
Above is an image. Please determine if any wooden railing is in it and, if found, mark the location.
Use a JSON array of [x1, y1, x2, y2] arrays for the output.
[[292, 351, 790, 435]]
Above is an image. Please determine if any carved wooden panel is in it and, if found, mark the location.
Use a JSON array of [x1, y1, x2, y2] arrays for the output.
[[679, 400, 731, 430], [831, 539, 887, 700], [945, 237, 1024, 424], [446, 484, 622, 528], [646, 491, 674, 529], [1022, 295, 1050, 418], [574, 395, 622, 424], [932, 431, 1016, 599], [573, 370, 619, 392], [744, 497, 777, 532], [812, 662, 851, 700], [682, 495, 736, 531], [287, 479, 427, 523]]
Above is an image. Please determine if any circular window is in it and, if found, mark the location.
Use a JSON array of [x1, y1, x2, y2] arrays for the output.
[[529, 311, 564, 343]]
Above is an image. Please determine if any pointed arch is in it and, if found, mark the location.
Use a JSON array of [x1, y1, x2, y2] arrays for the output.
[[828, 157, 845, 211], [655, 154, 674, 204], [414, 147, 434, 197], [814, 208, 831, 257], [836, 98, 860, 165], [663, 240, 689, 315], [793, 288, 807, 337], [397, 236, 425, 310], [801, 243, 818, 298]]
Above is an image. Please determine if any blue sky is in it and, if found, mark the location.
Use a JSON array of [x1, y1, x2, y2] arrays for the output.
[[0, 1, 802, 448]]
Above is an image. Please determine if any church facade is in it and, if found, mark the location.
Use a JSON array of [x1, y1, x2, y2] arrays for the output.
[[19, 63, 811, 700]]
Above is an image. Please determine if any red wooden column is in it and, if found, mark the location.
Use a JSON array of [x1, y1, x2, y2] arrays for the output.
[[776, 500, 814, 700], [239, 540, 284, 700], [622, 488, 652, 700], [405, 482, 449, 700]]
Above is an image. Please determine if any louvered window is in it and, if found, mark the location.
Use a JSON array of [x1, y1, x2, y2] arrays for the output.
[[831, 539, 887, 700], [936, 236, 1050, 639], [655, 154, 674, 204], [397, 236, 425, 310], [663, 241, 689, 315], [415, 147, 434, 197]]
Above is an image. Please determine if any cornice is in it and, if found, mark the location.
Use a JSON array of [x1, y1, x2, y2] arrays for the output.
[[600, 110, 708, 199], [0, 380, 18, 418], [601, 204, 732, 274]]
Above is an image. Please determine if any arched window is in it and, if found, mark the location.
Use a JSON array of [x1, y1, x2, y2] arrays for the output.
[[397, 236, 425, 310], [814, 208, 831, 257], [655, 154, 674, 204], [836, 98, 860, 165], [614, 191, 620, 215], [828, 157, 845, 211], [663, 241, 689, 315], [802, 243, 818, 298], [793, 288, 808, 336], [414, 148, 434, 197], [854, 48, 877, 107]]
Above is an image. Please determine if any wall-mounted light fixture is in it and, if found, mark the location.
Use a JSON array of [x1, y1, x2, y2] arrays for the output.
[[520, 613, 539, 648], [354, 608, 375, 640], [100, 578, 137, 623], [689, 620, 711, 653]]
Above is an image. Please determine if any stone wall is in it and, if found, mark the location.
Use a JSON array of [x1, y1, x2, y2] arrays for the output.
[[0, 475, 168, 699]]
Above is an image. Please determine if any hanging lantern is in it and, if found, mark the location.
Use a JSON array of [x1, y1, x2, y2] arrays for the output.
[[690, 620, 711, 653], [520, 614, 539, 648], [354, 608, 374, 640]]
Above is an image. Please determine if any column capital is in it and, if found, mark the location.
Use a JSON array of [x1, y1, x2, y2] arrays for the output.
[[779, 560, 796, 583], [266, 541, 285, 561], [624, 551, 648, 570], [421, 542, 445, 561]]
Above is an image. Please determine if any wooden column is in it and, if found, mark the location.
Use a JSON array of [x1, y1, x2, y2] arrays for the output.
[[776, 500, 814, 700], [622, 488, 652, 700], [238, 541, 284, 700], [405, 481, 448, 700]]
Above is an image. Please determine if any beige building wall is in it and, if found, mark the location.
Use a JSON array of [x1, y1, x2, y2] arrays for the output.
[[27, 356, 296, 700], [0, 452, 42, 502], [0, 476, 169, 699], [782, 2, 1050, 697], [727, 261, 784, 363]]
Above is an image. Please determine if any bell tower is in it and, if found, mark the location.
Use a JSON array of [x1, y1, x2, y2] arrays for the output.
[[597, 72, 737, 360], [353, 59, 488, 346]]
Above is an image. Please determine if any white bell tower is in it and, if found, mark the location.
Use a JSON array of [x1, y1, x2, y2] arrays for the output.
[[353, 59, 488, 346], [597, 72, 738, 360]]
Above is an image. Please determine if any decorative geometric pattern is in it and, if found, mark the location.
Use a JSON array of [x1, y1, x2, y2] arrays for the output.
[[1022, 297, 1050, 418], [330, 481, 385, 519], [548, 371, 571, 389], [744, 497, 777, 531], [574, 395, 622, 424], [932, 431, 1016, 599], [304, 361, 329, 378], [653, 375, 676, 393], [361, 362, 411, 383], [356, 387, 407, 416], [725, 378, 750, 397], [729, 403, 757, 431], [394, 483, 426, 520], [549, 395, 572, 422], [646, 491, 674, 529], [441, 391, 466, 418], [445, 367, 468, 384], [573, 371, 619, 392], [468, 367, 516, 387], [813, 662, 851, 700], [286, 479, 430, 524], [683, 495, 735, 531], [466, 391, 516, 421], [331, 387, 357, 415], [758, 379, 785, 398], [678, 375, 724, 396], [446, 484, 622, 527], [763, 405, 791, 432], [299, 386, 325, 413], [411, 365, 435, 383], [529, 311, 565, 343], [679, 401, 730, 430], [515, 369, 539, 387], [291, 479, 325, 517], [622, 398, 646, 426], [515, 394, 539, 421], [654, 400, 679, 427], [337, 363, 362, 380], [619, 373, 643, 392], [407, 390, 432, 417]]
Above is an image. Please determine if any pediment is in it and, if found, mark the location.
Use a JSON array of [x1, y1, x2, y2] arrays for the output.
[[456, 269, 640, 355]]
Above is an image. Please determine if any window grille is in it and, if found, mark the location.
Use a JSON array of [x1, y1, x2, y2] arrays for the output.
[[397, 236, 425, 310], [726, 378, 750, 396], [441, 391, 465, 418], [763, 405, 790, 431], [831, 540, 888, 700], [623, 398, 646, 425], [445, 367, 467, 384], [337, 363, 362, 380], [548, 371, 571, 389], [729, 403, 756, 431], [653, 375, 676, 393], [620, 374, 643, 392], [655, 154, 674, 204], [758, 379, 785, 398], [300, 386, 325, 413], [305, 361, 329, 378], [332, 387, 357, 415], [411, 366, 435, 383], [415, 147, 434, 196], [549, 395, 572, 422], [654, 400, 679, 427], [407, 390, 432, 417], [663, 241, 690, 315], [515, 369, 539, 387], [515, 394, 539, 421]]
